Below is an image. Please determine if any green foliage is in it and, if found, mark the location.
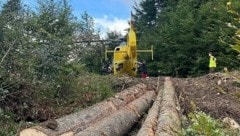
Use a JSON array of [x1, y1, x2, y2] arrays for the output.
[[28, 0, 78, 80], [75, 12, 104, 73], [133, 0, 158, 35], [226, 1, 240, 55], [0, 0, 114, 135], [183, 111, 225, 136], [0, 0, 31, 100], [134, 0, 240, 77], [224, 0, 240, 84], [0, 108, 29, 136], [0, 0, 76, 82], [33, 62, 114, 106], [182, 111, 240, 136], [0, 1, 112, 133], [0, 63, 114, 135], [72, 73, 114, 105]]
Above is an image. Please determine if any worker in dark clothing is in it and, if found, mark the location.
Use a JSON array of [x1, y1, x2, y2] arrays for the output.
[[141, 61, 148, 78]]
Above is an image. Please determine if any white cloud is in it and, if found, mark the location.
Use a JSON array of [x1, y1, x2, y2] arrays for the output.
[[93, 0, 142, 39], [94, 15, 129, 39]]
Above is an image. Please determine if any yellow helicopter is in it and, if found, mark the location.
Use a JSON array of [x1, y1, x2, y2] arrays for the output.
[[105, 20, 153, 77]]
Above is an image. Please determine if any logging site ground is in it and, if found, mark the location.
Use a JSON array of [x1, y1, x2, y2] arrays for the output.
[[1, 71, 240, 135], [2, 0, 240, 135]]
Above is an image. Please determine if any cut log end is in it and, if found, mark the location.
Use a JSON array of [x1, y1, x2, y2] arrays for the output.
[[19, 128, 74, 136], [19, 128, 47, 136], [60, 131, 74, 136]]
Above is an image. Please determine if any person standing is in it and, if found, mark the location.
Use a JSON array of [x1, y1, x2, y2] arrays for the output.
[[209, 52, 217, 73], [141, 61, 148, 78]]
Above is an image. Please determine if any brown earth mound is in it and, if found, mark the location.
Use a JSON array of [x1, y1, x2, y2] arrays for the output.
[[173, 72, 240, 123]]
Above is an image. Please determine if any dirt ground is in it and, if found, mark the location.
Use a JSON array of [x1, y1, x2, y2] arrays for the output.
[[129, 72, 240, 124], [173, 72, 240, 124]]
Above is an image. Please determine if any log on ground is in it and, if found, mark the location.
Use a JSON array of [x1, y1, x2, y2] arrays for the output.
[[75, 90, 156, 136], [20, 83, 149, 136], [137, 77, 163, 136], [155, 77, 181, 136]]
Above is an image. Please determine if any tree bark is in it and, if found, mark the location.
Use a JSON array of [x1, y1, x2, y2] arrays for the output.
[[137, 77, 163, 136], [155, 77, 181, 136], [75, 91, 156, 136], [20, 83, 150, 136]]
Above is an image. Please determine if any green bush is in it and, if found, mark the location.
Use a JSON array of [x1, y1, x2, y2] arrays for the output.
[[71, 74, 114, 106], [182, 111, 240, 136], [33, 63, 114, 107], [0, 109, 27, 136]]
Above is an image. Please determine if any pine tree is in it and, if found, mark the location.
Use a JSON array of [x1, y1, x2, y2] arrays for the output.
[[0, 0, 23, 70], [24, 0, 78, 80], [77, 12, 104, 73], [1, 0, 21, 23], [133, 0, 159, 38], [226, 1, 240, 57], [133, 0, 240, 77]]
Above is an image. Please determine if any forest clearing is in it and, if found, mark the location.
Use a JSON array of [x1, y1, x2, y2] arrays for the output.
[[1, 0, 240, 135]]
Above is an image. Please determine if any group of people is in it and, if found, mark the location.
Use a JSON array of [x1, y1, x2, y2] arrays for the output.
[[139, 52, 217, 78]]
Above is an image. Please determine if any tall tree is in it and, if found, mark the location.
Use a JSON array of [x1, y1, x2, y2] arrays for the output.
[[133, 0, 159, 38], [76, 12, 104, 73], [225, 0, 240, 55], [27, 0, 78, 80], [78, 12, 95, 42], [134, 0, 240, 77], [0, 0, 25, 83]]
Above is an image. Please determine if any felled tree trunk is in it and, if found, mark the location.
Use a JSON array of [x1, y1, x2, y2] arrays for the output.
[[137, 79, 163, 136], [20, 83, 151, 136], [75, 91, 156, 136], [155, 77, 181, 136]]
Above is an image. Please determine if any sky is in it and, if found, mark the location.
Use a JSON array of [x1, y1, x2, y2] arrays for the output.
[[11, 0, 141, 38], [70, 0, 140, 38], [1, 0, 140, 38]]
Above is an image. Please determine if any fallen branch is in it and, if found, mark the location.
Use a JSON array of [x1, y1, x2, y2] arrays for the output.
[[0, 40, 16, 67]]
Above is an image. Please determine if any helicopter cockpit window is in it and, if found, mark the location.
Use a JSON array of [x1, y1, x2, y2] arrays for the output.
[[116, 63, 123, 71], [119, 42, 126, 46]]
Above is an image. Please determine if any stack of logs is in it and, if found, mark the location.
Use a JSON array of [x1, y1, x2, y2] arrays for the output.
[[20, 77, 181, 136]]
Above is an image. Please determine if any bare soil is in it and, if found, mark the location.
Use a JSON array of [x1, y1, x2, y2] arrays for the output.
[[173, 72, 240, 123], [131, 72, 240, 124]]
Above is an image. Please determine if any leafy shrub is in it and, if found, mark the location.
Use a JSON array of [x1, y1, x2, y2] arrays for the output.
[[71, 73, 114, 106], [182, 111, 240, 136], [34, 63, 114, 107], [0, 108, 25, 136]]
